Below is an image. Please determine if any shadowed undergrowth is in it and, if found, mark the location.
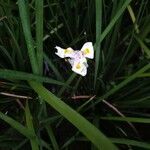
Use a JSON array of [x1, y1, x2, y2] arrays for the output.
[[0, 0, 150, 149]]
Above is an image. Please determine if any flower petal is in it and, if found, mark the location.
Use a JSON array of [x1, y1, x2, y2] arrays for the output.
[[68, 58, 74, 67], [72, 60, 87, 76], [55, 46, 65, 58], [64, 47, 75, 58], [55, 46, 74, 58], [81, 42, 94, 59]]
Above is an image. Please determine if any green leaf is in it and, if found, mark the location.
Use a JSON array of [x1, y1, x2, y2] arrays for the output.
[[94, 0, 102, 88], [0, 69, 67, 86], [92, 63, 150, 108], [4, 22, 24, 69], [111, 138, 150, 149], [95, 0, 132, 45], [0, 112, 33, 139], [29, 81, 118, 150], [36, 0, 43, 75], [18, 0, 39, 74], [57, 73, 76, 97], [82, 63, 150, 112], [25, 101, 39, 150], [44, 53, 64, 81], [101, 116, 150, 123], [134, 35, 150, 58], [45, 126, 59, 150]]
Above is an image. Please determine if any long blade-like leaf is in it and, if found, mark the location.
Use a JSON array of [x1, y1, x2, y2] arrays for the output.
[[0, 69, 66, 86], [111, 138, 150, 149], [29, 81, 118, 150], [101, 116, 150, 123], [94, 0, 102, 88], [25, 101, 39, 150], [36, 0, 43, 75], [18, 0, 39, 74], [0, 112, 33, 139], [95, 0, 132, 45]]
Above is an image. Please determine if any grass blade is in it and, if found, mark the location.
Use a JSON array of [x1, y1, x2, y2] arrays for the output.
[[0, 69, 66, 86], [57, 73, 76, 97], [0, 112, 33, 139], [4, 22, 24, 70], [45, 126, 59, 150], [13, 139, 28, 150], [134, 35, 150, 58], [85, 63, 150, 110], [18, 0, 39, 74], [94, 0, 102, 88], [29, 81, 118, 150], [25, 101, 39, 150], [111, 138, 150, 149], [0, 45, 16, 69], [44, 53, 64, 81], [95, 0, 132, 45], [101, 64, 150, 99], [127, 5, 139, 33], [101, 116, 150, 123], [36, 0, 43, 75]]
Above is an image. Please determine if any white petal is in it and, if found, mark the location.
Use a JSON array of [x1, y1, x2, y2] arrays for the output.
[[80, 57, 88, 65], [55, 46, 65, 58], [68, 57, 87, 67], [64, 47, 75, 58], [55, 46, 75, 58], [81, 42, 94, 59], [68, 58, 74, 67], [72, 60, 87, 76]]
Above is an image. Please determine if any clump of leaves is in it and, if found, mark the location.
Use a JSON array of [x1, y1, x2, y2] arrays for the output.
[[0, 0, 150, 150]]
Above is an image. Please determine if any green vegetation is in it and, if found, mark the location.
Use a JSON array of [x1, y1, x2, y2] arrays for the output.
[[0, 0, 149, 149]]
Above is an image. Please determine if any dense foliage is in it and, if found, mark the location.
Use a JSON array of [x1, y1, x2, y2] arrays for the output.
[[0, 0, 150, 149]]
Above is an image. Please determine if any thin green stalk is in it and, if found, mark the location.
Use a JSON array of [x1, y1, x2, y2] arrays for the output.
[[97, 63, 150, 104], [13, 139, 28, 150], [36, 0, 43, 75], [45, 126, 59, 150], [61, 132, 80, 149], [126, 15, 150, 62], [94, 0, 102, 88], [0, 45, 16, 69], [103, 64, 150, 98], [94, 0, 132, 46], [41, 102, 59, 150], [0, 69, 67, 86], [110, 138, 150, 149], [18, 0, 39, 74], [58, 4, 73, 41], [138, 73, 150, 77], [0, 112, 33, 139], [101, 116, 150, 124], [4, 22, 24, 69], [103, 0, 123, 75], [127, 5, 139, 33], [134, 35, 150, 58], [86, 63, 150, 110], [57, 73, 76, 97], [44, 53, 64, 81], [25, 101, 39, 150]]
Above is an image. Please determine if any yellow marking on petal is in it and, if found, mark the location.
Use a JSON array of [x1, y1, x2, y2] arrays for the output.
[[84, 48, 90, 55], [64, 49, 72, 54], [76, 63, 81, 69], [64, 49, 68, 54]]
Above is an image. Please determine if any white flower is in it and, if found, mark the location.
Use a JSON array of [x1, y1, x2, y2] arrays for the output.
[[81, 42, 94, 59], [55, 42, 94, 76], [55, 46, 74, 58]]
